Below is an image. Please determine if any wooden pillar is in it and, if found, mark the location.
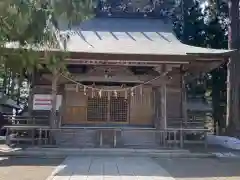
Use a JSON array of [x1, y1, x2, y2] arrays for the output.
[[152, 87, 160, 128], [180, 67, 187, 126], [180, 67, 187, 148], [161, 83, 167, 129], [28, 70, 36, 116]]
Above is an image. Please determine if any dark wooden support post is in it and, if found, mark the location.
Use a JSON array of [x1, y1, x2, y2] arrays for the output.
[[152, 87, 160, 129], [5, 128, 10, 145], [161, 83, 167, 129], [180, 65, 187, 148], [180, 66, 187, 125], [160, 65, 167, 130]]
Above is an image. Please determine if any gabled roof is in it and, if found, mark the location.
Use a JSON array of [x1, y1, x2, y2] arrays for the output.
[[58, 17, 232, 57]]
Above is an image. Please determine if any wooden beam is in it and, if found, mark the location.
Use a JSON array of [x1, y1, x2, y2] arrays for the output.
[[42, 74, 157, 84], [64, 52, 226, 62], [39, 58, 190, 66]]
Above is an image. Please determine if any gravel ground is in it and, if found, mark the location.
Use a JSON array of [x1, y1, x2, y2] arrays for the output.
[[0, 157, 64, 180], [154, 157, 240, 180]]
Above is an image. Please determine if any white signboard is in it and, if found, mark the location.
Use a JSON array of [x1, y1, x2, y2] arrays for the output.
[[33, 94, 62, 110]]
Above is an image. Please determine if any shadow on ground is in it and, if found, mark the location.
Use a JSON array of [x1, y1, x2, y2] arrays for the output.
[[154, 157, 240, 179], [0, 157, 64, 167]]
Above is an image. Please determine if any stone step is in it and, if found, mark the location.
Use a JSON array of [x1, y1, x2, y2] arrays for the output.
[[2, 148, 215, 159], [55, 130, 96, 148], [121, 131, 159, 147]]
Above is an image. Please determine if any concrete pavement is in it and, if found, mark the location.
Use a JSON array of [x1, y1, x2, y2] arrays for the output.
[[0, 155, 240, 180], [46, 156, 176, 180], [155, 157, 240, 180], [46, 156, 240, 180]]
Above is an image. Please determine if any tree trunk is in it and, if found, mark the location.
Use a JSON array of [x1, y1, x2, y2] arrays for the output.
[[49, 69, 58, 145], [10, 73, 16, 99], [182, 0, 194, 42], [28, 72, 35, 115], [6, 70, 11, 95], [2, 67, 7, 94], [16, 76, 22, 105], [50, 69, 58, 129], [226, 0, 240, 136]]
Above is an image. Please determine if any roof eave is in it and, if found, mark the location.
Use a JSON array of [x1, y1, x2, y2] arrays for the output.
[[186, 49, 236, 59]]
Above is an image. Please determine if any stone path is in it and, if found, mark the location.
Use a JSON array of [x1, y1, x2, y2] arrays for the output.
[[46, 156, 176, 180]]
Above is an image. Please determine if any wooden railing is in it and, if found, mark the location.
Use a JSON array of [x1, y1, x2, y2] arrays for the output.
[[3, 126, 209, 149], [5, 115, 49, 125], [167, 113, 213, 129], [167, 118, 206, 129], [1, 114, 210, 148]]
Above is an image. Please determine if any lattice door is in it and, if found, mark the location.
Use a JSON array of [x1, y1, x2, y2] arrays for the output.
[[87, 97, 108, 121], [110, 97, 128, 122], [87, 96, 129, 123]]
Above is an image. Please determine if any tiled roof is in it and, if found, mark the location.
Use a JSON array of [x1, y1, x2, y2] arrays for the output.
[[58, 17, 231, 56], [5, 17, 232, 57]]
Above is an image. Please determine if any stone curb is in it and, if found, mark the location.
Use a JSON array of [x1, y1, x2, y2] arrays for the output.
[[27, 148, 190, 154], [0, 149, 216, 159]]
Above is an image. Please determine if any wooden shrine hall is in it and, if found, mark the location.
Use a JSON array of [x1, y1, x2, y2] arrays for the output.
[[3, 0, 234, 148]]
